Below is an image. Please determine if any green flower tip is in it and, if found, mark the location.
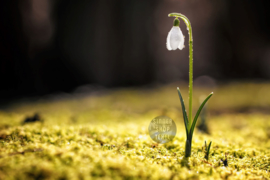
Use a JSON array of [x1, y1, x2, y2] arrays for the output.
[[173, 18, 180, 26]]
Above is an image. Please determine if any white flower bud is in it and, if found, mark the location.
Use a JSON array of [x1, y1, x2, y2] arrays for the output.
[[166, 26, 185, 51]]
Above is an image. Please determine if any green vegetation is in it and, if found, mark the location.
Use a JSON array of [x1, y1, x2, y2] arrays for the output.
[[177, 87, 212, 157], [204, 141, 212, 161], [0, 82, 270, 180]]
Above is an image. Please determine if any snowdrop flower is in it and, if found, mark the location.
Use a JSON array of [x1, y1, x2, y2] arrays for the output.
[[166, 18, 185, 50], [167, 13, 213, 159]]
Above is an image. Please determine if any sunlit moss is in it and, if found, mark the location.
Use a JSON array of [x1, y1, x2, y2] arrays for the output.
[[0, 83, 270, 179]]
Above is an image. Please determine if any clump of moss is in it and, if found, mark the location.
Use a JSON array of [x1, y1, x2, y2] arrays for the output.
[[0, 83, 270, 179]]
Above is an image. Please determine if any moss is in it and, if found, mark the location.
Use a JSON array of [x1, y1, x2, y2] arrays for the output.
[[0, 83, 270, 179]]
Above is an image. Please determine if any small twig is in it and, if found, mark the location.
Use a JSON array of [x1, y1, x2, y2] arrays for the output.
[[202, 159, 212, 166]]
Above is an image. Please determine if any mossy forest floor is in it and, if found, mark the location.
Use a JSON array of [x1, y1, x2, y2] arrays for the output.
[[0, 82, 270, 180]]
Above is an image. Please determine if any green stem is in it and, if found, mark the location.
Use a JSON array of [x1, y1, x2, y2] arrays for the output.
[[185, 140, 191, 157], [169, 13, 193, 128]]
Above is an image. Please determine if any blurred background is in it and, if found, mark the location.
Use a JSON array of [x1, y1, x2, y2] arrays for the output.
[[1, 0, 270, 104]]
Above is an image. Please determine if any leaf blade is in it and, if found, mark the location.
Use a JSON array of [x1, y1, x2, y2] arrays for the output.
[[189, 92, 213, 142], [177, 87, 189, 138], [207, 141, 212, 154]]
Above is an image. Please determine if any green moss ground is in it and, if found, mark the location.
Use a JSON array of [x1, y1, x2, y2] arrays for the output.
[[0, 82, 270, 180]]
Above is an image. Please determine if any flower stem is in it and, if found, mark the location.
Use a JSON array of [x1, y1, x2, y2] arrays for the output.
[[188, 37, 193, 127], [168, 13, 193, 128]]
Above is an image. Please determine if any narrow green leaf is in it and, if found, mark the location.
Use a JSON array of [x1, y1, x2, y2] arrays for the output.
[[177, 87, 189, 138], [207, 141, 212, 154], [189, 92, 213, 142]]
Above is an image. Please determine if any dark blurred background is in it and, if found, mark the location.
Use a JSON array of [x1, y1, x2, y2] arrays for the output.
[[1, 0, 270, 103]]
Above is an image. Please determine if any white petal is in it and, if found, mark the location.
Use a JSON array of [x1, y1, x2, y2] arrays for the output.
[[166, 26, 185, 51], [166, 29, 172, 50], [178, 29, 185, 50]]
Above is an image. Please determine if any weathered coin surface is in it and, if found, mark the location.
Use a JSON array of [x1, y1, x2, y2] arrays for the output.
[[148, 116, 177, 144]]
